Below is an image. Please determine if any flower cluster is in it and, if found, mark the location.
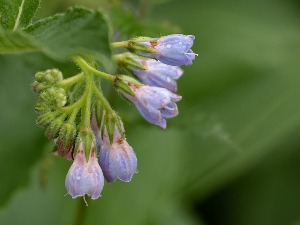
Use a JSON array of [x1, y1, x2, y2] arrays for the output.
[[32, 34, 195, 202]]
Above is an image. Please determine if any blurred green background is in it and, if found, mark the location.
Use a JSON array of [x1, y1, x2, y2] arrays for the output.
[[1, 0, 300, 224]]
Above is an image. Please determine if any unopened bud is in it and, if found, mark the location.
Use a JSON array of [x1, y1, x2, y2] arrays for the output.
[[39, 87, 67, 108], [32, 81, 49, 93], [45, 117, 64, 139], [34, 69, 63, 84], [58, 122, 77, 153], [35, 101, 50, 113], [36, 112, 56, 127]]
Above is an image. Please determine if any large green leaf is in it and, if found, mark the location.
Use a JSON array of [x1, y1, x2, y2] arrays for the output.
[[0, 0, 40, 30], [0, 7, 112, 63], [0, 27, 40, 53], [25, 6, 112, 62]]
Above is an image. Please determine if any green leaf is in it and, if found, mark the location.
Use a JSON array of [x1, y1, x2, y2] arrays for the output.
[[0, 0, 40, 30], [25, 6, 112, 62], [0, 27, 40, 53], [0, 7, 112, 64]]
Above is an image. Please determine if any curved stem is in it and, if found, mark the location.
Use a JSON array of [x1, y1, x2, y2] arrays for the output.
[[60, 94, 85, 114], [73, 57, 115, 82], [92, 81, 113, 113], [68, 107, 79, 123], [57, 73, 84, 87]]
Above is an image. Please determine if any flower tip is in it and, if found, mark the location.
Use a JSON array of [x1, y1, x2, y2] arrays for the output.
[[188, 35, 195, 41], [157, 119, 167, 129]]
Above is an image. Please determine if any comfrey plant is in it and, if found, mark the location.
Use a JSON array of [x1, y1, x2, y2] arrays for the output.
[[32, 33, 196, 202], [0, 2, 196, 203]]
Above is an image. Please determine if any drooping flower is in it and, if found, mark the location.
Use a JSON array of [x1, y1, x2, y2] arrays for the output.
[[98, 127, 137, 183], [123, 84, 182, 129], [130, 59, 183, 92], [65, 143, 104, 200], [138, 34, 196, 66]]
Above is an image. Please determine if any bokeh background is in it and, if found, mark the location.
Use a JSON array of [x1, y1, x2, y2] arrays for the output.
[[1, 0, 300, 224]]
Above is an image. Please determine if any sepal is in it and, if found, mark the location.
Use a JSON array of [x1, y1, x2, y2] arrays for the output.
[[114, 75, 141, 96], [36, 112, 57, 128], [103, 111, 124, 144], [76, 128, 96, 162], [57, 122, 77, 156], [45, 116, 65, 139]]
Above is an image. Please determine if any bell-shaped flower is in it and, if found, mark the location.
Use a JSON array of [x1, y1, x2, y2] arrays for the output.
[[139, 34, 196, 66], [131, 59, 183, 92], [98, 128, 137, 183], [65, 144, 104, 200], [123, 84, 182, 129]]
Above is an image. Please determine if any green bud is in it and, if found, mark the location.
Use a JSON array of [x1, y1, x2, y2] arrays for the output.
[[45, 69, 63, 83], [35, 101, 50, 113], [35, 72, 45, 82], [45, 117, 65, 139], [36, 112, 56, 127], [34, 69, 63, 84], [58, 122, 77, 152], [39, 87, 67, 108], [32, 81, 49, 93]]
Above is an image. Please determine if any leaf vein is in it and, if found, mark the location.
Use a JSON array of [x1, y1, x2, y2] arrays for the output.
[[13, 0, 25, 31]]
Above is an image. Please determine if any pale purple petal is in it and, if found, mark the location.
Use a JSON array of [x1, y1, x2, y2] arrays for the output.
[[123, 85, 182, 128]]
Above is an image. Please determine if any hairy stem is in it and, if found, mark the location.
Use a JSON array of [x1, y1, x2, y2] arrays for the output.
[[73, 57, 115, 82], [57, 73, 84, 87], [81, 73, 93, 128], [92, 82, 113, 113]]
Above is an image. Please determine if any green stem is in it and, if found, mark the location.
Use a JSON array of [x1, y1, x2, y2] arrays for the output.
[[111, 41, 128, 49], [73, 57, 115, 82], [60, 94, 85, 114], [92, 81, 113, 113], [82, 73, 92, 128], [57, 73, 84, 87], [68, 107, 79, 123], [73, 198, 88, 225]]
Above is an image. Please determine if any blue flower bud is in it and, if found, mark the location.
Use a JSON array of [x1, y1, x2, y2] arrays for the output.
[[123, 84, 182, 128], [65, 144, 104, 200], [131, 59, 183, 92], [98, 128, 137, 184], [138, 34, 196, 66]]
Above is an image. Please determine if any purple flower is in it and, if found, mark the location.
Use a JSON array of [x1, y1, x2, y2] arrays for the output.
[[98, 128, 137, 183], [123, 85, 182, 129], [139, 34, 196, 66], [65, 144, 104, 200], [131, 59, 183, 92]]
